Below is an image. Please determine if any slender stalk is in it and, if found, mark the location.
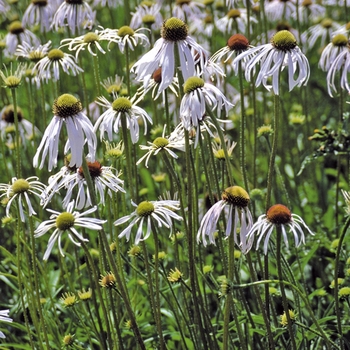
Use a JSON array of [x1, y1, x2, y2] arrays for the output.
[[92, 54, 102, 97], [223, 228, 247, 350], [233, 279, 336, 349], [276, 226, 297, 350], [334, 216, 350, 350], [81, 157, 146, 350], [152, 224, 166, 350], [238, 60, 249, 191], [265, 93, 280, 210], [10, 88, 21, 178], [125, 45, 131, 96], [245, 253, 275, 349], [28, 214, 50, 348], [206, 108, 234, 185]]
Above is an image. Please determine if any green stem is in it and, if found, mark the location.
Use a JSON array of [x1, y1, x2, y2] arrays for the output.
[[11, 88, 21, 178], [223, 229, 246, 350], [28, 214, 50, 348], [152, 224, 166, 350], [125, 45, 131, 96], [233, 279, 336, 350], [206, 108, 234, 186], [245, 253, 275, 349], [265, 93, 280, 210], [238, 60, 249, 191], [334, 216, 350, 350], [120, 117, 134, 197], [16, 211, 36, 348], [81, 157, 146, 349], [276, 226, 297, 350], [93, 54, 102, 98], [80, 242, 111, 350]]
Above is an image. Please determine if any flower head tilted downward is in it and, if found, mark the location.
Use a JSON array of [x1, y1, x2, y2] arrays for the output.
[[131, 17, 208, 96], [233, 30, 310, 95], [33, 94, 97, 171], [42, 161, 125, 210], [35, 201, 106, 260], [115, 199, 183, 244], [180, 76, 233, 131], [245, 204, 314, 254], [197, 186, 253, 252]]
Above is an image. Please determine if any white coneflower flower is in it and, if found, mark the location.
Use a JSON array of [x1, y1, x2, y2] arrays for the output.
[[302, 18, 342, 50], [15, 40, 51, 63], [51, 0, 95, 35], [0, 105, 38, 144], [197, 186, 253, 252], [131, 17, 209, 96], [34, 201, 106, 260], [43, 161, 125, 210], [233, 30, 310, 95], [22, 0, 54, 33], [136, 125, 186, 168], [102, 26, 150, 53], [4, 21, 40, 57], [130, 2, 163, 31], [0, 176, 46, 222], [210, 33, 253, 65], [245, 204, 314, 254], [60, 29, 109, 59], [319, 34, 349, 72], [326, 41, 350, 97], [180, 76, 233, 130], [265, 0, 296, 21], [216, 8, 257, 35], [33, 94, 97, 171], [94, 95, 152, 144], [115, 199, 183, 244], [0, 310, 12, 339], [172, 0, 205, 21], [33, 47, 83, 82]]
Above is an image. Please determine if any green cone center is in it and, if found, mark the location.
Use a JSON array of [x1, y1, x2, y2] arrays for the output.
[[272, 30, 297, 51], [222, 186, 250, 207], [53, 94, 82, 118], [183, 76, 205, 94], [56, 212, 75, 231], [162, 17, 188, 41], [136, 201, 155, 217]]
